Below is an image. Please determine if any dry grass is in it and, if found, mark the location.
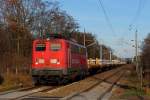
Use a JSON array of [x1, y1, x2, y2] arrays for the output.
[[0, 72, 33, 92], [110, 65, 150, 100]]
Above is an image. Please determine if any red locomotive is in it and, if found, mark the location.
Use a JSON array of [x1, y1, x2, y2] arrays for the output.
[[32, 34, 88, 85]]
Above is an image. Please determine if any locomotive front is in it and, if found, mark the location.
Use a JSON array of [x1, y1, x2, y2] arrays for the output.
[[32, 39, 68, 85]]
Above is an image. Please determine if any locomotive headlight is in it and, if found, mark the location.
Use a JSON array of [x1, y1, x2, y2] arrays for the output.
[[35, 59, 38, 65], [35, 62, 38, 65], [50, 59, 60, 64], [36, 58, 44, 64], [57, 62, 60, 64], [38, 58, 45, 64]]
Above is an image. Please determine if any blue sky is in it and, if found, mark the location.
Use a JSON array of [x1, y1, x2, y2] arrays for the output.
[[58, 0, 150, 58]]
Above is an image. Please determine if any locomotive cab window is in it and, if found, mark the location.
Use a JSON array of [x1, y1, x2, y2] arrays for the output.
[[50, 43, 61, 51], [36, 43, 46, 51]]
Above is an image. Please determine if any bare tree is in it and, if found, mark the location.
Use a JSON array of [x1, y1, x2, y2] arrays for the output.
[[0, 0, 79, 74], [141, 33, 150, 82]]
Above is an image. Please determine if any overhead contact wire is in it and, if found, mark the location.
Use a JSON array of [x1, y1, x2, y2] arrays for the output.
[[98, 0, 116, 36]]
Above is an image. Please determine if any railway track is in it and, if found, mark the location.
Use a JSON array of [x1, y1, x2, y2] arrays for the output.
[[23, 66, 125, 100], [99, 71, 125, 100], [0, 65, 126, 100], [62, 66, 125, 100], [0, 86, 57, 100], [0, 86, 35, 96]]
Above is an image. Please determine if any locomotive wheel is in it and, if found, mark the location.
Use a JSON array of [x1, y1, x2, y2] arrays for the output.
[[33, 77, 41, 86], [82, 71, 86, 79], [57, 78, 68, 85], [55, 77, 62, 85], [81, 71, 86, 79], [34, 81, 40, 86], [76, 71, 85, 81]]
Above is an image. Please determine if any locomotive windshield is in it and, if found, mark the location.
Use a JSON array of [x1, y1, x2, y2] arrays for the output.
[[50, 43, 61, 51], [36, 43, 46, 51]]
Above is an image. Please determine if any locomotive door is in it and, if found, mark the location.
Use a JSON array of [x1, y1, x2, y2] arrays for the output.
[[68, 46, 71, 68]]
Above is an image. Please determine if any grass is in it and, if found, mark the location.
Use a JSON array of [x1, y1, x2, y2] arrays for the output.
[[120, 67, 149, 99], [110, 65, 150, 100], [0, 72, 33, 92], [122, 88, 145, 98]]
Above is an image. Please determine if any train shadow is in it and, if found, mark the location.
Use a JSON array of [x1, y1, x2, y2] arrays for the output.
[[87, 65, 121, 77]]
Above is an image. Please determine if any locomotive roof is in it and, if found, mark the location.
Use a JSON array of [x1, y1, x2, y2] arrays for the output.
[[34, 38, 86, 49]]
